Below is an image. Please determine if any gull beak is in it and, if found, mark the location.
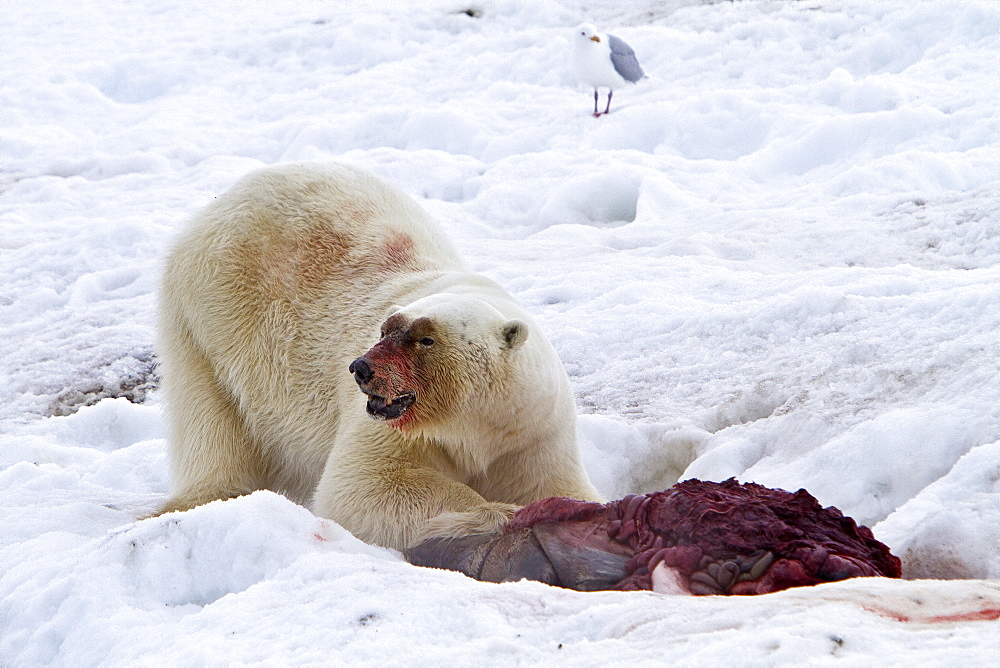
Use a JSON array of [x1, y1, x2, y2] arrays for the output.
[[590, 36, 600, 42]]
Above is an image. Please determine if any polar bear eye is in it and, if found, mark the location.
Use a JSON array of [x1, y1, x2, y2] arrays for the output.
[[419, 337, 435, 347]]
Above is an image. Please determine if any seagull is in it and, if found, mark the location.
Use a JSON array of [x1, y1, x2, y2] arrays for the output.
[[572, 23, 647, 117]]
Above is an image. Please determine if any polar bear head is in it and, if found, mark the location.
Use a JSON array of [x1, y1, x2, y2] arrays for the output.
[[349, 294, 529, 431]]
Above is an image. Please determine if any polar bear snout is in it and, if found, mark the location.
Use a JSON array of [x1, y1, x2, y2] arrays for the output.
[[350, 353, 418, 422], [349, 358, 375, 385]]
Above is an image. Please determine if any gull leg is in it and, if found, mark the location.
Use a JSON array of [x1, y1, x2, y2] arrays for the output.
[[604, 89, 613, 115], [593, 89, 601, 117]]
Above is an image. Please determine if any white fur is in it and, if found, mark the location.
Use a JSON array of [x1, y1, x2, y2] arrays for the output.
[[157, 162, 602, 550]]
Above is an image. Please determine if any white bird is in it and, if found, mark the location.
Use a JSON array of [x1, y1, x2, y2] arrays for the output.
[[572, 23, 647, 117]]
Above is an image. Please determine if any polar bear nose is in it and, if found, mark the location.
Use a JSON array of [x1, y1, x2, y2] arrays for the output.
[[349, 358, 375, 385]]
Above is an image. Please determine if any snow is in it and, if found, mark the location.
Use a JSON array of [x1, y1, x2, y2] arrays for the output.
[[2, 0, 999, 663]]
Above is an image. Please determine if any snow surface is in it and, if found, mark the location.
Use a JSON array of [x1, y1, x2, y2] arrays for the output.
[[2, 0, 999, 664]]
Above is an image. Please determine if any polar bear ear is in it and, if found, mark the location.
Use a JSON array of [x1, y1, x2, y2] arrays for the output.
[[500, 319, 528, 349], [384, 304, 404, 318]]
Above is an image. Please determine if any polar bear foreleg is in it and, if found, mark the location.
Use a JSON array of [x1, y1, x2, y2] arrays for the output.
[[315, 445, 519, 550]]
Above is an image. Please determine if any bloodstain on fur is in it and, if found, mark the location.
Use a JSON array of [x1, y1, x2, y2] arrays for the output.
[[352, 325, 427, 430], [379, 231, 417, 273]]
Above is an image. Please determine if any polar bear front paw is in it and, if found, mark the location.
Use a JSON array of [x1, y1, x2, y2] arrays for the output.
[[414, 502, 519, 545]]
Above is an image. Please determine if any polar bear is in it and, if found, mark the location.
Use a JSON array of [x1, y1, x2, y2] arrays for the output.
[[157, 162, 602, 550]]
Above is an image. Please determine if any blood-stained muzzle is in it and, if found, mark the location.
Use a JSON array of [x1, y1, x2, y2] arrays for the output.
[[349, 338, 417, 422]]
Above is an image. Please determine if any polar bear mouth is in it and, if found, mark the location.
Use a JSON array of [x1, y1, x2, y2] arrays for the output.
[[365, 392, 416, 421]]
